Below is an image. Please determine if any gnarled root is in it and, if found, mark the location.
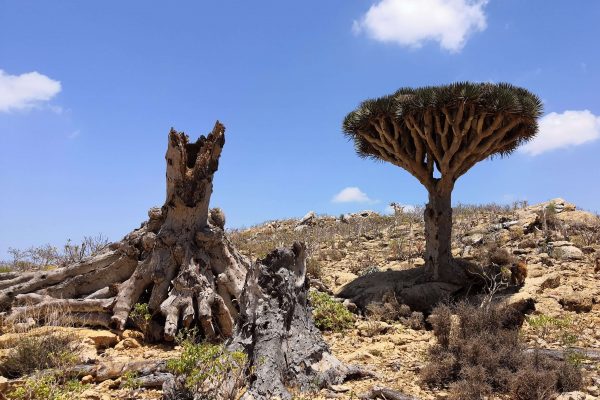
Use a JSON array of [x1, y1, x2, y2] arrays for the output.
[[0, 122, 249, 341]]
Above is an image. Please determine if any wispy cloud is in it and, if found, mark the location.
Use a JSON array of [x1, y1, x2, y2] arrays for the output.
[[353, 0, 488, 53], [521, 110, 600, 156], [0, 69, 61, 112], [332, 187, 375, 203], [68, 130, 80, 139]]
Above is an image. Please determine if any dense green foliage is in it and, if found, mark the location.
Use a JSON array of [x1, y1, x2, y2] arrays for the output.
[[166, 339, 247, 395], [343, 82, 543, 161], [309, 291, 354, 332]]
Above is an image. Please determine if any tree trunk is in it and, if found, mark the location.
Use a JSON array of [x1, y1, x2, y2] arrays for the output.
[[423, 189, 463, 284], [162, 243, 373, 400], [229, 243, 371, 400], [0, 122, 249, 341]]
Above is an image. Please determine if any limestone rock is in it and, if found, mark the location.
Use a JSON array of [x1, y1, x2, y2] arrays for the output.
[[555, 391, 595, 400], [114, 337, 142, 350], [538, 273, 561, 292], [550, 242, 584, 260], [298, 211, 317, 226], [78, 329, 119, 348], [559, 292, 593, 313], [462, 234, 484, 246]]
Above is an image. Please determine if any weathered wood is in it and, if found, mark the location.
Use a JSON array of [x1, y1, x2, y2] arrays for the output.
[[228, 243, 373, 400], [359, 386, 420, 400], [0, 122, 249, 341]]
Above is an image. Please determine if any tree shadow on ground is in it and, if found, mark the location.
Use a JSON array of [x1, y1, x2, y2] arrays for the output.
[[337, 267, 462, 313]]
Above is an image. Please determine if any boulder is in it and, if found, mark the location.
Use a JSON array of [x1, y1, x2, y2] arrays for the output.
[[77, 329, 119, 348], [559, 292, 593, 313], [298, 211, 317, 226], [552, 245, 584, 260], [462, 234, 484, 246], [538, 273, 561, 292]]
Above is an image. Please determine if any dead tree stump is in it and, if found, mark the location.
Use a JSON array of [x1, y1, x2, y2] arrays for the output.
[[229, 243, 371, 400], [0, 122, 249, 341]]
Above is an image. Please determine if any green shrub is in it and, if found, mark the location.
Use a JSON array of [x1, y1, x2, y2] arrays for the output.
[[309, 291, 354, 332], [9, 375, 88, 400], [130, 302, 152, 340], [166, 340, 247, 397], [121, 370, 142, 390]]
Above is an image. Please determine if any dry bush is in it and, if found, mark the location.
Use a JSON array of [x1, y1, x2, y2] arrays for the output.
[[306, 257, 323, 280], [4, 234, 109, 272], [366, 292, 411, 322], [0, 332, 79, 378], [349, 253, 379, 276], [567, 216, 600, 247], [422, 302, 582, 399]]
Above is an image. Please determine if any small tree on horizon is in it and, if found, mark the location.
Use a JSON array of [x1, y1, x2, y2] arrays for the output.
[[343, 82, 542, 284]]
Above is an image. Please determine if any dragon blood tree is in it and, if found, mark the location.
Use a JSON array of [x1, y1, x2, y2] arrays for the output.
[[343, 82, 542, 284]]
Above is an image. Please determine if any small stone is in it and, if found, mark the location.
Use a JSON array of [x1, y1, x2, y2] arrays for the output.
[[97, 379, 115, 390], [114, 337, 142, 350], [80, 389, 101, 400], [462, 234, 483, 246], [502, 220, 519, 228], [81, 375, 94, 384], [330, 384, 351, 393], [77, 329, 119, 349], [342, 299, 357, 313], [0, 376, 8, 393], [122, 329, 144, 340]]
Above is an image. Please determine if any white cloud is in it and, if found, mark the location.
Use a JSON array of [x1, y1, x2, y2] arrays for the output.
[[332, 187, 374, 203], [353, 0, 488, 52], [521, 110, 600, 156], [0, 69, 61, 112]]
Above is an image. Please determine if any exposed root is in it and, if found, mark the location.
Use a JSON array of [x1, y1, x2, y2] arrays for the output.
[[0, 122, 249, 341]]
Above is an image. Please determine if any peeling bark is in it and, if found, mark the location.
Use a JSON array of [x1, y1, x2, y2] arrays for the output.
[[0, 122, 249, 341]]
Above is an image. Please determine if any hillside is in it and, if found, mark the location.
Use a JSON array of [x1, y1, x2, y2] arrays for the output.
[[1, 198, 599, 399]]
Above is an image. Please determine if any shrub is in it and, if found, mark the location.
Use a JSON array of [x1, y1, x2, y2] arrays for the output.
[[309, 291, 354, 332], [0, 331, 78, 378], [166, 340, 246, 398], [122, 370, 142, 390], [130, 302, 152, 340], [422, 302, 582, 399], [9, 376, 88, 400], [366, 291, 410, 322], [306, 257, 323, 280]]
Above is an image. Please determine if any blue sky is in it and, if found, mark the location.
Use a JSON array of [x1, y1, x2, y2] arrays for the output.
[[1, 1, 599, 257]]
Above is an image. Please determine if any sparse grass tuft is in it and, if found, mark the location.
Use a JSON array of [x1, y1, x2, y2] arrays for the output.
[[0, 331, 79, 378]]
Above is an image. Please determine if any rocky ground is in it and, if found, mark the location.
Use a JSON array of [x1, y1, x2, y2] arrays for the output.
[[1, 199, 599, 399]]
